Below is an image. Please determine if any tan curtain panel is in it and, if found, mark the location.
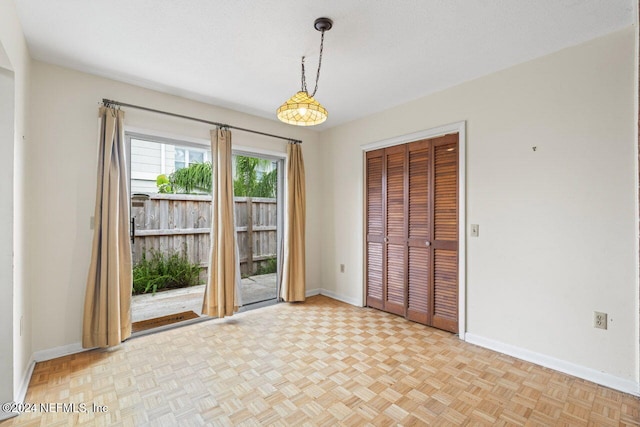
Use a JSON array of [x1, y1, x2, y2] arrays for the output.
[[280, 143, 306, 302], [82, 107, 132, 348], [202, 128, 240, 318]]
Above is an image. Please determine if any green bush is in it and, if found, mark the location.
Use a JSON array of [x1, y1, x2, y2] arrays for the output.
[[132, 249, 202, 295], [255, 257, 277, 276], [156, 174, 173, 193]]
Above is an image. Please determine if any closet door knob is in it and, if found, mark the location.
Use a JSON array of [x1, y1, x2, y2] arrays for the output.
[[425, 241, 431, 247]]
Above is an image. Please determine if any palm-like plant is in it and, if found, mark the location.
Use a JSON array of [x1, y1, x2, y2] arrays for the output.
[[171, 162, 212, 193], [156, 155, 276, 197], [233, 156, 276, 197], [254, 169, 277, 198]]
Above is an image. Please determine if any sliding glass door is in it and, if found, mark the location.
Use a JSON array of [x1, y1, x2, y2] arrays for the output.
[[127, 133, 210, 332], [125, 132, 283, 332], [233, 152, 284, 308]]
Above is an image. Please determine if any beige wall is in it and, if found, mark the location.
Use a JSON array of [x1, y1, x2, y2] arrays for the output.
[[5, 4, 638, 399], [0, 0, 31, 413], [0, 1, 31, 412], [27, 61, 322, 353], [320, 28, 639, 389]]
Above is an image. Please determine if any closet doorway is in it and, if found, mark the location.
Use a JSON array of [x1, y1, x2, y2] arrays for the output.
[[365, 133, 460, 334]]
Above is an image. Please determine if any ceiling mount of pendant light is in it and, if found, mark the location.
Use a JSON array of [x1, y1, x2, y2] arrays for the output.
[[277, 17, 333, 126]]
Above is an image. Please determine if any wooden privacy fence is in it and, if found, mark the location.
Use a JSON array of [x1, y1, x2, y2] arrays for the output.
[[131, 194, 277, 277]]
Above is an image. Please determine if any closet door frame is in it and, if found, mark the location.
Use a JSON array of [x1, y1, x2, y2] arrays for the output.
[[361, 121, 467, 340]]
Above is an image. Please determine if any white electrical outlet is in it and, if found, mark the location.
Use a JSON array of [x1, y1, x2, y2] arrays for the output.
[[594, 311, 607, 330]]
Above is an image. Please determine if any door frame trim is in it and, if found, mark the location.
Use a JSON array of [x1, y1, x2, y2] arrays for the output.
[[361, 121, 467, 339]]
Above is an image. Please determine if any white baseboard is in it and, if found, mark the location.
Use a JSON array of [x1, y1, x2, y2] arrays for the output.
[[1, 356, 36, 421], [16, 355, 35, 403], [2, 347, 79, 420], [30, 304, 638, 410], [33, 342, 88, 363], [0, 410, 18, 421], [318, 289, 364, 307], [305, 288, 321, 298], [465, 333, 640, 397], [8, 343, 96, 420], [305, 287, 363, 307]]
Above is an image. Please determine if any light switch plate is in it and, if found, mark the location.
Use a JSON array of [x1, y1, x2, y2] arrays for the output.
[[470, 224, 479, 237]]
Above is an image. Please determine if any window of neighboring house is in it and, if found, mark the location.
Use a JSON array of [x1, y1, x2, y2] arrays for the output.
[[127, 133, 211, 194], [175, 147, 207, 170]]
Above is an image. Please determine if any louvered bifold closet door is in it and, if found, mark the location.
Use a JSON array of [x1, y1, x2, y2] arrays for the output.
[[431, 134, 459, 333], [365, 133, 459, 334], [383, 145, 407, 316], [406, 140, 431, 324], [366, 149, 385, 310]]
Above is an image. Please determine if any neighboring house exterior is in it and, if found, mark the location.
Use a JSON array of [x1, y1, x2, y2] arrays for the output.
[[129, 137, 276, 194], [130, 138, 210, 194]]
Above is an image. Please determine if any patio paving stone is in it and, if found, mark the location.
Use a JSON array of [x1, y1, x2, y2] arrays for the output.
[[131, 273, 277, 323]]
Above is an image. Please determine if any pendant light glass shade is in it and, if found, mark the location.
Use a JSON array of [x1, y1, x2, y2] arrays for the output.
[[277, 91, 328, 126], [277, 18, 332, 127]]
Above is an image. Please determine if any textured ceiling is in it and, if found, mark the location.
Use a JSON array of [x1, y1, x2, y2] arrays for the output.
[[14, 0, 636, 129]]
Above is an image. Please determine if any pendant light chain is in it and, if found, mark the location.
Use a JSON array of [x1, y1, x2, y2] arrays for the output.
[[301, 57, 307, 94], [310, 29, 325, 97], [277, 17, 332, 126], [300, 29, 326, 97]]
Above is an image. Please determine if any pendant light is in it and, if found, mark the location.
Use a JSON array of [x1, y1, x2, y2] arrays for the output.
[[277, 17, 333, 126]]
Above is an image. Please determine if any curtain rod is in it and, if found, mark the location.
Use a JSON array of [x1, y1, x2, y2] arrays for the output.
[[101, 98, 303, 144]]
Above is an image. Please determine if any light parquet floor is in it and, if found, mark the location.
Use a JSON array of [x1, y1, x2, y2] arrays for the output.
[[2, 295, 638, 426]]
